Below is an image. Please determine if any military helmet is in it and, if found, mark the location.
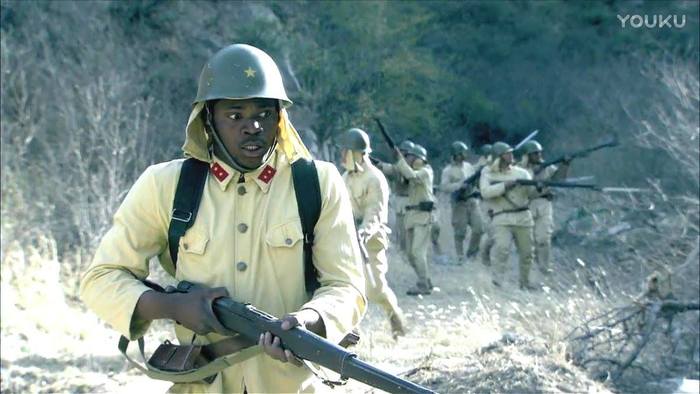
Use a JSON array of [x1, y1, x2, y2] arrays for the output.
[[399, 140, 415, 152], [491, 141, 514, 157], [451, 141, 469, 156], [480, 144, 493, 156], [337, 128, 371, 153], [406, 144, 428, 161], [521, 140, 543, 155], [194, 44, 292, 107]]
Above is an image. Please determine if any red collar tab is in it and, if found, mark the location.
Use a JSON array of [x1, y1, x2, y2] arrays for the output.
[[210, 162, 229, 182], [258, 165, 276, 184]]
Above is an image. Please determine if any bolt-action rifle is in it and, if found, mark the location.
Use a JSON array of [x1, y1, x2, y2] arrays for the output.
[[501, 179, 648, 193], [209, 283, 433, 393], [534, 136, 619, 175]]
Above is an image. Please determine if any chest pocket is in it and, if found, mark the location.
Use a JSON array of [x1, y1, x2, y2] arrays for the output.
[[265, 220, 303, 248], [179, 230, 209, 256]]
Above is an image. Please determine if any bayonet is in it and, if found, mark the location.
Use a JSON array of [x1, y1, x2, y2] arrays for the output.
[[514, 129, 539, 151]]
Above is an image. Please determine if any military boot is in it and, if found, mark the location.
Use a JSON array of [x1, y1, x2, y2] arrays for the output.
[[406, 281, 432, 296], [519, 281, 540, 291], [389, 311, 407, 339]]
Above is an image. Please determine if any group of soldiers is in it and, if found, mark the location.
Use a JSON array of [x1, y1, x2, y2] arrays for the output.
[[336, 128, 572, 340]]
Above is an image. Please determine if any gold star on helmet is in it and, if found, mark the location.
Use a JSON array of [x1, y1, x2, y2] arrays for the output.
[[244, 67, 256, 78]]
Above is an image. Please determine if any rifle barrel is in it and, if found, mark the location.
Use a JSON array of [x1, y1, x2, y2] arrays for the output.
[[344, 357, 434, 394], [535, 139, 618, 174]]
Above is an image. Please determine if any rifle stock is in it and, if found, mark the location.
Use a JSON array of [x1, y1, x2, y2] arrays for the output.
[[212, 297, 434, 394]]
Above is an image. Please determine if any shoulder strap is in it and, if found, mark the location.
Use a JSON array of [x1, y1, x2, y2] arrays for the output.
[[168, 158, 209, 267], [291, 159, 322, 295]]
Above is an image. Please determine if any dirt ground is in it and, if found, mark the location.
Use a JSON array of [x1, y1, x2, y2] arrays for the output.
[[0, 195, 694, 393]]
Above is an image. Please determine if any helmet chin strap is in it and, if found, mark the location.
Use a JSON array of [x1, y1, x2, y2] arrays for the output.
[[204, 104, 276, 174]]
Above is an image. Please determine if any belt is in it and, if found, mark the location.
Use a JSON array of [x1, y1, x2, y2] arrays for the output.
[[405, 201, 435, 212], [489, 207, 529, 218]]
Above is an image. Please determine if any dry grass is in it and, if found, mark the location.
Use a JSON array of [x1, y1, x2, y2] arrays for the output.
[[1, 193, 697, 393]]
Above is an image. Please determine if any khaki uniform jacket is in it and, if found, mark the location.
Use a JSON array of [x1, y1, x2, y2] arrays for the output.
[[79, 150, 366, 393], [479, 159, 535, 227], [380, 163, 410, 197], [439, 161, 472, 193], [342, 160, 390, 248]]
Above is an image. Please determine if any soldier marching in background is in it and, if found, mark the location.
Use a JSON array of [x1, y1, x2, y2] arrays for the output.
[[380, 144, 436, 295], [380, 139, 414, 253], [518, 140, 570, 279], [439, 141, 484, 264], [480, 142, 538, 290], [338, 128, 407, 339], [476, 144, 495, 267]]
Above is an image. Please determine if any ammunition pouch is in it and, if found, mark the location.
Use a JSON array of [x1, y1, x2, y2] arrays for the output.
[[148, 341, 216, 384]]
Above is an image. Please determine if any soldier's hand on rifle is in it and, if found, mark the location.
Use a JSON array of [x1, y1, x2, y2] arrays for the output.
[[562, 155, 573, 165], [535, 181, 545, 192], [259, 309, 325, 367], [393, 146, 403, 161], [171, 286, 233, 336], [504, 180, 517, 190]]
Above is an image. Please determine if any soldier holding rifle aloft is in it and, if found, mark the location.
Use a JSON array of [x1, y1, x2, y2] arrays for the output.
[[379, 142, 437, 296], [337, 127, 407, 339], [380, 139, 415, 252]]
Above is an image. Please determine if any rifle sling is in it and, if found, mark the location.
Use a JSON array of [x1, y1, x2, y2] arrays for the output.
[[168, 158, 209, 266], [118, 334, 259, 384], [290, 159, 322, 296]]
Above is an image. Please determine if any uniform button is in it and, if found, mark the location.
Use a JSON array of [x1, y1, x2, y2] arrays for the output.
[[238, 223, 248, 233], [183, 243, 189, 250], [236, 261, 247, 272], [237, 186, 246, 195], [285, 238, 293, 245]]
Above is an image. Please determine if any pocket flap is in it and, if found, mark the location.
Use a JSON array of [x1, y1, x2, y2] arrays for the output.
[[265, 220, 303, 248], [180, 231, 209, 255]]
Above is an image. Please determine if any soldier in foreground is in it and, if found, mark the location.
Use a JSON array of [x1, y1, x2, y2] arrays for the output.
[[518, 140, 570, 278], [80, 44, 366, 393], [480, 142, 537, 290], [439, 141, 484, 263], [380, 144, 436, 295], [337, 128, 407, 338]]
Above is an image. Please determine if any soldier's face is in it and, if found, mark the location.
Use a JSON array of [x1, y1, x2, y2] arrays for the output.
[[501, 151, 514, 164], [212, 98, 279, 169], [529, 151, 543, 164], [405, 154, 417, 166]]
